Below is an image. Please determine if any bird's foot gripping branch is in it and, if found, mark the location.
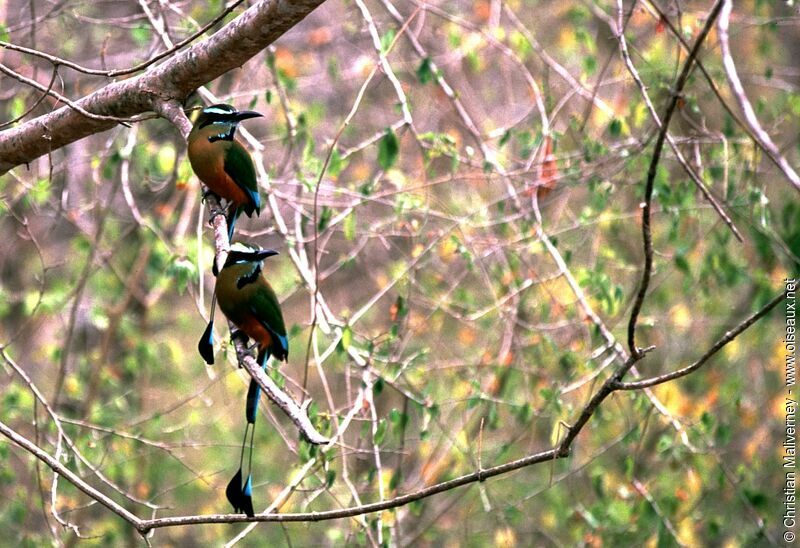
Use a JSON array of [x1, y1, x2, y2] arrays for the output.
[[200, 197, 330, 517]]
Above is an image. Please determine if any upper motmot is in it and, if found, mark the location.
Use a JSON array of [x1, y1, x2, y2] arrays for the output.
[[188, 103, 263, 241], [209, 242, 289, 517]]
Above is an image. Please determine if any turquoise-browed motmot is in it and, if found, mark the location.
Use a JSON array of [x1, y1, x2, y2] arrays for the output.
[[188, 104, 263, 241], [205, 243, 289, 516]]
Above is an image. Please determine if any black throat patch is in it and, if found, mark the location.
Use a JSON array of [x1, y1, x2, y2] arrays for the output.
[[236, 264, 262, 289], [208, 124, 236, 143]]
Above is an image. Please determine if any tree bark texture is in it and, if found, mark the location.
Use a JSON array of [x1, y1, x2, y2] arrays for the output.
[[0, 0, 326, 174]]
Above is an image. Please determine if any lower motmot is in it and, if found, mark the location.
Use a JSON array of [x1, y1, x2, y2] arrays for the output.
[[206, 243, 289, 516]]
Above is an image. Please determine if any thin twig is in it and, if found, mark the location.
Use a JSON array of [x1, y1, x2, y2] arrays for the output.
[[618, 290, 785, 390], [0, 66, 58, 129], [0, 0, 247, 78], [0, 419, 144, 531], [627, 0, 726, 356], [0, 62, 136, 124], [605, 0, 742, 242], [717, 0, 800, 193]]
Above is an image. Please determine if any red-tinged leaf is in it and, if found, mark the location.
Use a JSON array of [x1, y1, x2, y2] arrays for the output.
[[537, 135, 558, 200], [656, 15, 667, 34]]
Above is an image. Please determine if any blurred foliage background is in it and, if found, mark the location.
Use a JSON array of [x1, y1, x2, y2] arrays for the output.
[[0, 0, 798, 545]]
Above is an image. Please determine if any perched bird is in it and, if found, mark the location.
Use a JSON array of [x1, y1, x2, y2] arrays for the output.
[[204, 242, 289, 517], [188, 104, 263, 241]]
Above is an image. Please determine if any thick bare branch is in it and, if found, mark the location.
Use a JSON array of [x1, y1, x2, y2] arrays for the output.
[[0, 0, 326, 174]]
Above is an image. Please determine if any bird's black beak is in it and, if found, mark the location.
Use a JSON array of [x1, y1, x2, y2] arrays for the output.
[[233, 110, 263, 122], [252, 249, 279, 261]]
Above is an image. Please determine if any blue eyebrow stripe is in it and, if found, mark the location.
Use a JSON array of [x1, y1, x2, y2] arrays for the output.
[[204, 106, 233, 115]]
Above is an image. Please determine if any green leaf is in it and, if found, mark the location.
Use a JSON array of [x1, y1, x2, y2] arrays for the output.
[[327, 148, 349, 178], [674, 252, 690, 275], [389, 408, 409, 430], [566, 6, 590, 25], [582, 54, 597, 75], [326, 469, 336, 488], [515, 402, 533, 425], [715, 422, 732, 445], [374, 419, 387, 445], [378, 128, 400, 170], [298, 440, 316, 462], [343, 211, 356, 241], [277, 68, 297, 92], [416, 57, 435, 84], [743, 489, 768, 509], [29, 178, 51, 205], [606, 500, 632, 525], [165, 256, 197, 295], [486, 402, 499, 429], [268, 367, 286, 389], [380, 29, 396, 54], [130, 24, 150, 47], [389, 469, 402, 490], [341, 325, 352, 351], [608, 118, 623, 137], [317, 206, 332, 232], [9, 97, 25, 120]]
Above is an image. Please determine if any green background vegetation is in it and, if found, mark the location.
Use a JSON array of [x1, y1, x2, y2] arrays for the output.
[[0, 0, 798, 545]]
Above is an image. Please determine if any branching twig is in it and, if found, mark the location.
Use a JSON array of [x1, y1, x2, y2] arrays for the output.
[[627, 0, 726, 356], [618, 290, 786, 390], [0, 0, 247, 78], [0, 419, 143, 531], [604, 0, 742, 242], [0, 61, 136, 125], [0, 66, 58, 129]]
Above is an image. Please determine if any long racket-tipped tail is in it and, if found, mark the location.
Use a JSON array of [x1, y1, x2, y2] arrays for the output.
[[226, 349, 268, 516], [198, 291, 217, 365]]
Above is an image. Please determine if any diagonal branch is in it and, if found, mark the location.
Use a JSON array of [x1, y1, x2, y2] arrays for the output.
[[717, 0, 800, 193], [0, 0, 327, 174], [0, 0, 246, 77], [234, 339, 330, 445], [0, 419, 144, 531], [618, 290, 786, 390]]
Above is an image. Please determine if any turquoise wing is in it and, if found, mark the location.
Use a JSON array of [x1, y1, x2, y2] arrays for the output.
[[249, 279, 288, 359], [223, 142, 261, 216]]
